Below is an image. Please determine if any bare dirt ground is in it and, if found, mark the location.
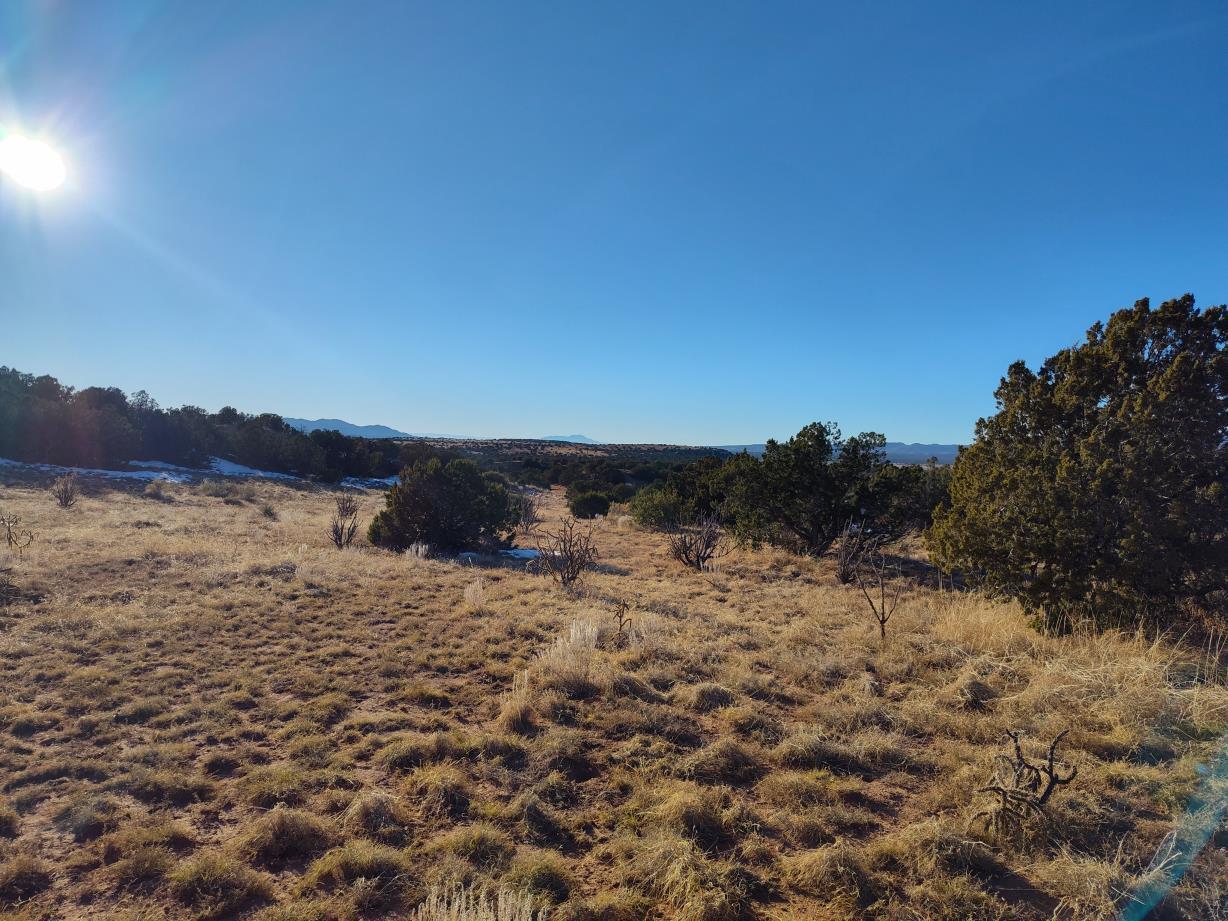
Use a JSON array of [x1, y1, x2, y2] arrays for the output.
[[0, 477, 1224, 920]]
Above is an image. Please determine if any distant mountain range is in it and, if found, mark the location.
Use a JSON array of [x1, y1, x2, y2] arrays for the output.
[[719, 442, 961, 464], [287, 419, 603, 444], [284, 418, 957, 463], [285, 418, 412, 439]]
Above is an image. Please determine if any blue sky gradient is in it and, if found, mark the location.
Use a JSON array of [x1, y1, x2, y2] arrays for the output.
[[2, 1, 1226, 444]]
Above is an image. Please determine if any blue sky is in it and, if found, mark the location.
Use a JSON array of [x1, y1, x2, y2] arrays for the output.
[[2, 1, 1226, 445]]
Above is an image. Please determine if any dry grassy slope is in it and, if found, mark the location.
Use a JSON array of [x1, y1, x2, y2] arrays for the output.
[[0, 479, 1224, 921]]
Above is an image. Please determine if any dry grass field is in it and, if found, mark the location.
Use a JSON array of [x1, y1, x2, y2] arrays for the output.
[[0, 476, 1224, 920]]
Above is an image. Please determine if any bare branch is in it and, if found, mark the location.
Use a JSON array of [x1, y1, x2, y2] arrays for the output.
[[534, 516, 598, 588]]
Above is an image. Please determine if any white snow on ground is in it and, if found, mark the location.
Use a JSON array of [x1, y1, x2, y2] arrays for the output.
[[501, 548, 541, 560], [0, 456, 195, 483], [1, 456, 307, 484], [340, 475, 399, 489], [207, 457, 300, 480]]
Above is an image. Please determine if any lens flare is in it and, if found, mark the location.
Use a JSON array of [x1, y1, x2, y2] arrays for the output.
[[0, 135, 67, 191]]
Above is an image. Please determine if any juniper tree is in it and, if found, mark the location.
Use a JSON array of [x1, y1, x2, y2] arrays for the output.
[[927, 295, 1227, 629]]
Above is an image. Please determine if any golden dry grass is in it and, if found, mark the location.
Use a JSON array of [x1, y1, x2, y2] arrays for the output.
[[0, 477, 1224, 920]]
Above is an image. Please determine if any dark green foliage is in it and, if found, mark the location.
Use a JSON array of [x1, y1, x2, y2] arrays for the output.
[[0, 367, 406, 483], [568, 491, 611, 519], [871, 460, 952, 538], [723, 424, 891, 556], [629, 485, 684, 529], [928, 295, 1227, 628], [368, 458, 517, 551]]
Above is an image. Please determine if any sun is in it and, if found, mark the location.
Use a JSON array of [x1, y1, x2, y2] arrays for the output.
[[0, 134, 67, 191]]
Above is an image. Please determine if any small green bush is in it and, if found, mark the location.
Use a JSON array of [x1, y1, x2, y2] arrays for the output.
[[369, 458, 516, 552], [568, 491, 611, 519]]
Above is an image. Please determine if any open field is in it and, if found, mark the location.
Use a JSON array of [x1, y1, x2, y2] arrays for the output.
[[0, 477, 1224, 920]]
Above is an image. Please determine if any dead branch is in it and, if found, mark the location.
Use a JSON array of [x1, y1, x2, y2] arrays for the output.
[[855, 550, 903, 642], [328, 492, 360, 549], [667, 514, 730, 571], [534, 516, 598, 588], [971, 730, 1078, 840]]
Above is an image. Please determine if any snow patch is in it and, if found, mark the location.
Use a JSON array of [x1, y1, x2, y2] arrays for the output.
[[0, 456, 194, 483], [0, 455, 307, 484], [340, 475, 399, 490], [207, 457, 300, 480], [501, 548, 541, 560]]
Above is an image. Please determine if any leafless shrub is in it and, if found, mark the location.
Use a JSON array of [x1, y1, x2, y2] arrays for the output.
[[971, 730, 1077, 840], [0, 515, 35, 559], [856, 551, 903, 642], [534, 517, 597, 588], [834, 519, 879, 585], [328, 493, 360, 549], [50, 473, 79, 509], [515, 490, 543, 535], [667, 514, 729, 571]]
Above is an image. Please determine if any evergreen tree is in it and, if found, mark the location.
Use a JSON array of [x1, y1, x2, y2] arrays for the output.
[[927, 295, 1227, 628], [368, 457, 517, 551]]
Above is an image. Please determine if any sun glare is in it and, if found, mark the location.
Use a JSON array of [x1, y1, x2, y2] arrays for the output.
[[0, 134, 67, 191]]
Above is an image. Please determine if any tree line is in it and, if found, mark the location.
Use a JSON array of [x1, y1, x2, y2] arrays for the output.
[[0, 368, 404, 483]]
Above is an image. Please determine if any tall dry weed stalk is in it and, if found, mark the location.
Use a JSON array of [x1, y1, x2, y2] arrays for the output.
[[411, 882, 545, 921]]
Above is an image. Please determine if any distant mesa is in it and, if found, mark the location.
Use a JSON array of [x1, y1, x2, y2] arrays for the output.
[[537, 434, 599, 444]]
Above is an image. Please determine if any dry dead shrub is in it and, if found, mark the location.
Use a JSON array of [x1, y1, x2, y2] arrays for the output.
[[970, 730, 1077, 840], [0, 514, 34, 558], [50, 472, 79, 508], [667, 515, 729, 571], [516, 490, 544, 535], [328, 492, 360, 549], [535, 517, 597, 587]]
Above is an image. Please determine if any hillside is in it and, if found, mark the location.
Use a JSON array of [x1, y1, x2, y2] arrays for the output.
[[0, 478, 1221, 920]]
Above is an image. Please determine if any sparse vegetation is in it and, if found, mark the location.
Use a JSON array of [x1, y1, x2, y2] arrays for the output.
[[0, 438, 1222, 920]]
